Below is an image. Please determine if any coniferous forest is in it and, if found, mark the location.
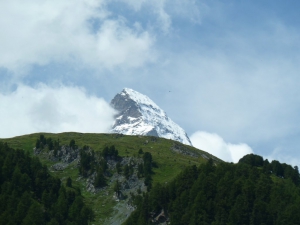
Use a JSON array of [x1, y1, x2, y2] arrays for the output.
[[125, 155, 300, 225], [0, 142, 94, 225]]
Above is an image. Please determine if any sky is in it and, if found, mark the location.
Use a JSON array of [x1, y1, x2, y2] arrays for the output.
[[1, 0, 300, 165]]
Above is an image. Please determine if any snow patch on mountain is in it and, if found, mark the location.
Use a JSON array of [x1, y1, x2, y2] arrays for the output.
[[111, 88, 192, 146]]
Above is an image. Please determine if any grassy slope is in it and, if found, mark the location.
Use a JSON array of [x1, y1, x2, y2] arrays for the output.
[[1, 132, 220, 224]]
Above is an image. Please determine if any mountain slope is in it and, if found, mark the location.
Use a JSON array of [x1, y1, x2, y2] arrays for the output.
[[1, 132, 219, 225], [111, 88, 192, 146]]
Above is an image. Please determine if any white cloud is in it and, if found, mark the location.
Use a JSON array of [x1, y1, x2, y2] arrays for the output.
[[91, 19, 154, 69], [0, 0, 154, 73], [190, 131, 253, 162], [0, 84, 116, 138]]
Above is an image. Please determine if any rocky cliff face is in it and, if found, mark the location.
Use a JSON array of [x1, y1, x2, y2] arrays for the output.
[[111, 88, 192, 146]]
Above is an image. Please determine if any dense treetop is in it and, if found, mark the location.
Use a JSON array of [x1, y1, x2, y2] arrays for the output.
[[0, 142, 94, 225], [125, 154, 300, 225]]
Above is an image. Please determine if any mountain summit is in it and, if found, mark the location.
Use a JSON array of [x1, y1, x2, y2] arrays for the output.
[[110, 88, 192, 146]]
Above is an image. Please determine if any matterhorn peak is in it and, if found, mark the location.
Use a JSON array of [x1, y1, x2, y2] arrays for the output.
[[110, 88, 192, 146]]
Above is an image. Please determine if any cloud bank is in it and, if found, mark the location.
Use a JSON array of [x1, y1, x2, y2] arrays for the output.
[[0, 84, 116, 138], [0, 0, 154, 73], [190, 131, 253, 162], [0, 0, 210, 74]]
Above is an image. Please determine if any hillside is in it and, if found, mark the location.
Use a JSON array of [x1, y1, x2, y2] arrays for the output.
[[2, 133, 299, 225], [125, 154, 300, 225], [1, 132, 219, 225]]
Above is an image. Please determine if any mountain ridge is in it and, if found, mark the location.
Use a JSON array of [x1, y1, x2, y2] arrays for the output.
[[110, 88, 193, 146]]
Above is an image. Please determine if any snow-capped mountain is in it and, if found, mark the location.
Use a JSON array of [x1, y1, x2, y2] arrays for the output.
[[110, 88, 192, 146]]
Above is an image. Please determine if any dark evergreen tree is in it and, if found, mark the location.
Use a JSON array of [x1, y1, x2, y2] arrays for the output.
[[137, 163, 144, 178], [69, 139, 76, 149], [66, 177, 72, 187], [114, 180, 121, 198], [94, 167, 106, 188], [116, 162, 122, 174], [239, 154, 264, 167], [124, 164, 130, 179]]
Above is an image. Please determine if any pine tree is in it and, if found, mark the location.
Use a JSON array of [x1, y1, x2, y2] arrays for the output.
[[22, 201, 45, 225], [94, 168, 106, 188], [124, 164, 130, 179], [116, 162, 122, 174], [66, 177, 72, 187], [114, 180, 121, 198]]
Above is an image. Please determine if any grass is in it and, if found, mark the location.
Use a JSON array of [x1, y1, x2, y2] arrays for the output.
[[0, 132, 221, 224]]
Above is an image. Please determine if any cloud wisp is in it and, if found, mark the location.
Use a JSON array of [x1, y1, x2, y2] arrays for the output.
[[0, 84, 116, 138], [190, 131, 253, 162], [264, 147, 300, 168], [114, 0, 205, 33]]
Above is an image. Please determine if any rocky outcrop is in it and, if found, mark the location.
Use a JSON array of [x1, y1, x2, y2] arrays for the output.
[[151, 209, 170, 225], [34, 144, 80, 163], [171, 143, 199, 158], [51, 163, 68, 171], [48, 145, 80, 163]]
